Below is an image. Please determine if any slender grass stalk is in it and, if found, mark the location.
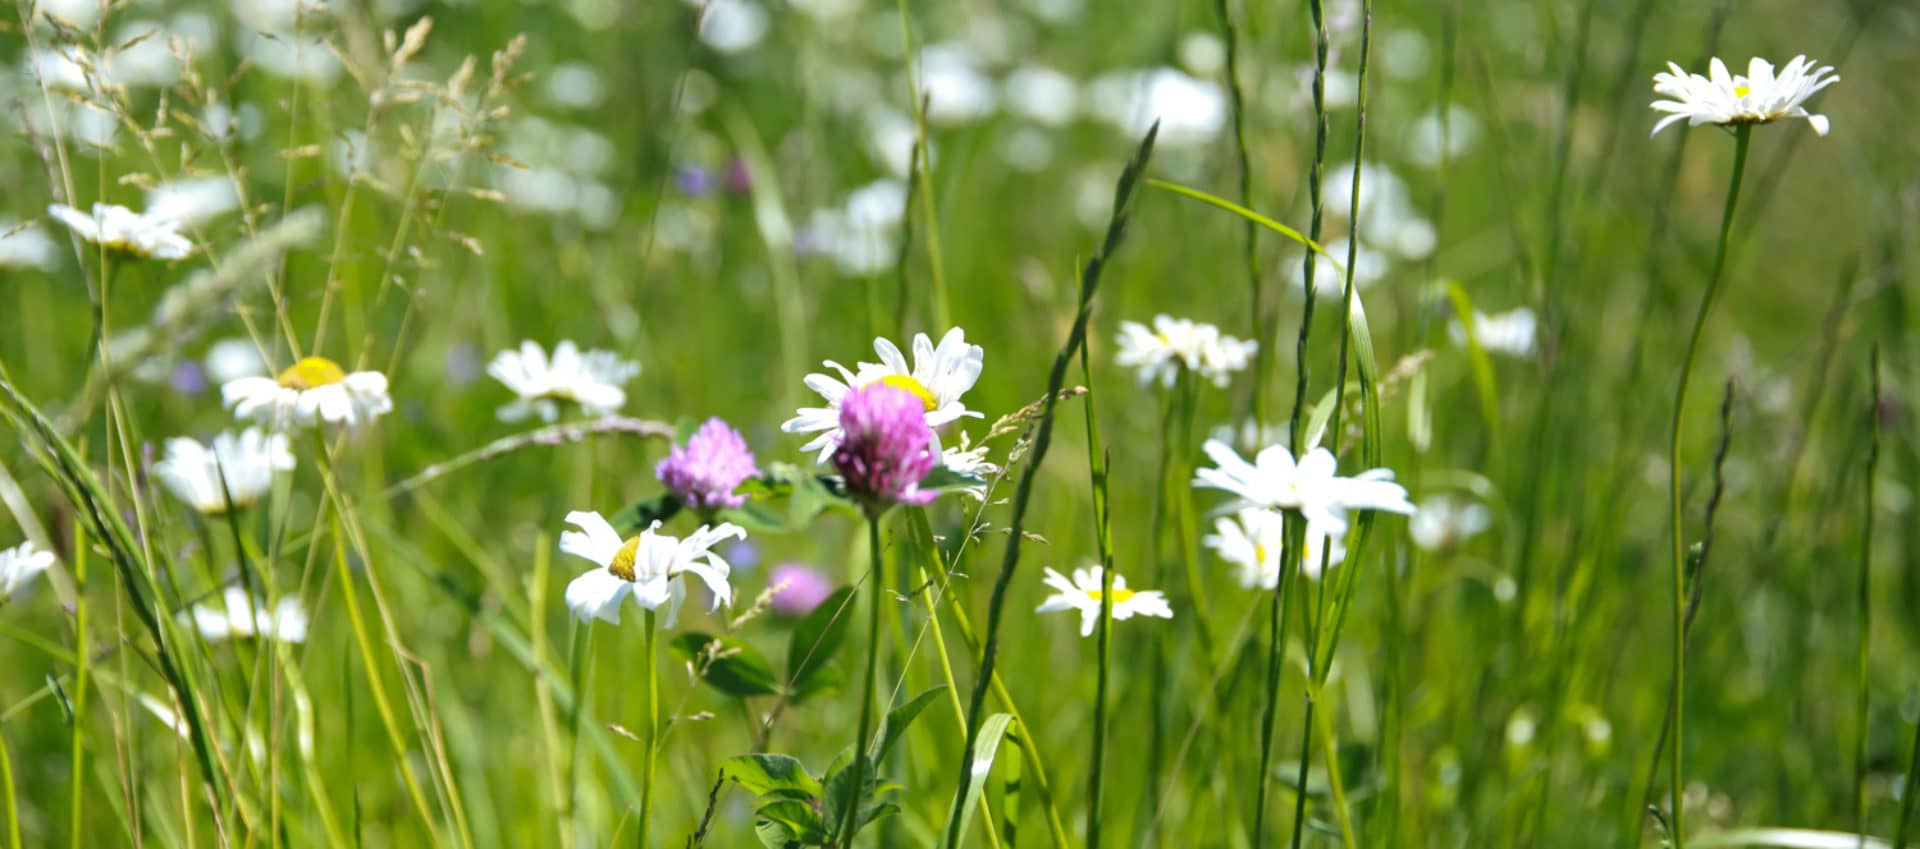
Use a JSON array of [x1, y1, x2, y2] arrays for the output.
[[1662, 122, 1752, 849], [1079, 306, 1117, 849], [840, 515, 887, 847], [894, 0, 950, 330], [941, 123, 1157, 849], [640, 609, 660, 848], [1213, 0, 1264, 427], [0, 727, 18, 849], [1855, 350, 1881, 849], [69, 515, 88, 849], [1898, 713, 1920, 849]]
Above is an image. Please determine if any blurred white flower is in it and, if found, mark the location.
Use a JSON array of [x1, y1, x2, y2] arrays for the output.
[[33, 0, 104, 28], [544, 63, 606, 109], [1208, 417, 1290, 456], [238, 30, 340, 83], [1449, 307, 1538, 357], [862, 106, 919, 177], [204, 339, 267, 384], [1195, 439, 1416, 536], [487, 340, 639, 423], [185, 586, 308, 643], [1004, 65, 1080, 127], [940, 434, 999, 501], [560, 512, 742, 627], [0, 225, 60, 271], [1114, 315, 1257, 388], [921, 44, 997, 125], [1380, 27, 1431, 79], [26, 46, 92, 93], [1089, 68, 1226, 145], [1205, 507, 1349, 589], [0, 541, 55, 601], [1651, 55, 1838, 137], [1178, 31, 1227, 77], [47, 203, 192, 260], [154, 428, 294, 514], [1036, 566, 1173, 637], [698, 0, 769, 54], [223, 356, 393, 430], [146, 177, 239, 228], [1409, 105, 1482, 167], [1287, 239, 1388, 297], [1408, 495, 1492, 551], [1000, 127, 1057, 173], [782, 328, 985, 462]]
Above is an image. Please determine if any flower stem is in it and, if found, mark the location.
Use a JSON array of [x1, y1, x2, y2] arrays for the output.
[[640, 608, 659, 847], [1088, 559, 1115, 849], [1663, 121, 1751, 849], [841, 514, 887, 847], [1855, 349, 1881, 847]]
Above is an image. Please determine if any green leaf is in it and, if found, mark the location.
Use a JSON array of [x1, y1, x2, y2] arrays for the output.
[[717, 499, 796, 534], [920, 465, 986, 492], [954, 713, 1016, 847], [790, 473, 859, 527], [718, 753, 822, 798], [1145, 178, 1340, 262], [786, 586, 856, 698], [753, 799, 828, 845], [752, 818, 804, 849], [609, 492, 682, 534], [872, 686, 946, 763], [1444, 281, 1502, 440], [672, 633, 780, 698]]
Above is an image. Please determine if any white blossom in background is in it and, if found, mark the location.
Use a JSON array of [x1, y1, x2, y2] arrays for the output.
[[0, 542, 55, 602], [1287, 239, 1389, 297], [1409, 495, 1493, 551], [1195, 439, 1416, 536], [697, 0, 769, 53], [185, 587, 308, 643], [1114, 315, 1257, 388], [1036, 566, 1173, 637], [487, 340, 639, 423], [1651, 55, 1839, 137], [1449, 307, 1538, 357], [153, 429, 294, 514], [0, 224, 59, 271], [1409, 105, 1482, 167], [223, 356, 393, 430], [940, 433, 999, 502], [204, 338, 267, 384], [146, 177, 240, 228], [1088, 68, 1226, 145], [920, 44, 997, 125], [1004, 66, 1080, 127], [47, 203, 193, 260]]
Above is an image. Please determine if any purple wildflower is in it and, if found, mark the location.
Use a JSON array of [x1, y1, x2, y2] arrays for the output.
[[832, 384, 939, 512], [767, 563, 833, 616], [171, 360, 208, 396], [674, 164, 715, 197], [723, 156, 753, 194], [656, 418, 759, 510]]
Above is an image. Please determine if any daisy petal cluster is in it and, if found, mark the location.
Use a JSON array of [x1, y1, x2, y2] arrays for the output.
[[1195, 439, 1415, 535], [46, 202, 193, 260], [184, 587, 309, 643], [656, 418, 759, 511], [1650, 55, 1838, 137], [1036, 566, 1173, 637], [153, 428, 294, 514], [1115, 314, 1257, 388], [560, 511, 742, 627], [487, 340, 640, 423], [832, 383, 940, 513], [223, 356, 392, 430], [1204, 507, 1348, 589], [0, 541, 56, 601], [781, 328, 984, 462]]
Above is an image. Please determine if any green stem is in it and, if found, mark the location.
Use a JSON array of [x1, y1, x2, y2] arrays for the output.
[[1088, 561, 1114, 849], [1855, 350, 1880, 848], [640, 609, 659, 847], [68, 525, 87, 849], [0, 727, 18, 849], [1663, 122, 1751, 849], [840, 515, 887, 847]]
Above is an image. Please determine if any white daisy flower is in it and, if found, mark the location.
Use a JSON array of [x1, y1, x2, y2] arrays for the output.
[[939, 433, 1000, 502], [1194, 439, 1416, 536], [486, 340, 639, 423], [46, 202, 193, 260], [184, 586, 308, 643], [222, 356, 393, 430], [152, 428, 294, 515], [1448, 307, 1538, 357], [1204, 507, 1349, 589], [1408, 495, 1493, 552], [559, 511, 743, 627], [1035, 565, 1173, 637], [1651, 55, 1839, 137], [0, 541, 56, 601], [781, 327, 985, 463], [1114, 315, 1258, 389]]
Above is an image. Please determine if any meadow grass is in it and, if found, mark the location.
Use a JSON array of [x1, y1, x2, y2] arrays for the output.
[[0, 0, 1914, 847]]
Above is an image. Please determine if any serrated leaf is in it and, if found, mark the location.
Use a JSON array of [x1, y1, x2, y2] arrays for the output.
[[718, 753, 822, 798], [786, 586, 856, 696], [608, 492, 682, 534], [672, 633, 780, 698]]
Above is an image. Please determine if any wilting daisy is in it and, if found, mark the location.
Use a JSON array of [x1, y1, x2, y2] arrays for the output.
[[560, 511, 742, 627], [1194, 439, 1416, 535], [184, 586, 309, 643], [153, 428, 294, 514], [1204, 507, 1348, 589], [1036, 565, 1173, 637], [46, 202, 193, 260], [656, 418, 759, 511], [1114, 315, 1258, 388], [0, 541, 55, 601], [1408, 495, 1493, 551], [1650, 55, 1839, 137], [781, 327, 984, 463], [223, 356, 392, 430], [486, 340, 639, 423], [1449, 307, 1538, 357]]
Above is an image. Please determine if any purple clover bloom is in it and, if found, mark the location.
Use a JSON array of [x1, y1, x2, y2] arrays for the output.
[[767, 563, 833, 616], [656, 418, 759, 510], [832, 384, 939, 512]]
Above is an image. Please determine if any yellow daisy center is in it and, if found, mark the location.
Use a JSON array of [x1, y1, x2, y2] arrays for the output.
[[1255, 542, 1270, 564], [874, 374, 938, 412], [1086, 587, 1136, 604], [1733, 84, 1751, 98], [277, 356, 347, 390], [608, 536, 642, 582]]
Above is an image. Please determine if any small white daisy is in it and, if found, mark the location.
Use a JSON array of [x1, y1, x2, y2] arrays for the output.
[[1035, 565, 1173, 637], [559, 511, 743, 627], [46, 202, 193, 260], [1114, 315, 1258, 389], [0, 541, 56, 601], [486, 340, 640, 423], [1204, 507, 1348, 590], [222, 356, 393, 430], [153, 428, 294, 515], [1194, 439, 1416, 536], [1408, 495, 1493, 552], [781, 327, 985, 462], [184, 586, 308, 643], [1651, 55, 1839, 137], [1448, 307, 1538, 357]]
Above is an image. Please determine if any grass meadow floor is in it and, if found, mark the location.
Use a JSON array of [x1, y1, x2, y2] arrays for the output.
[[0, 0, 1917, 847]]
